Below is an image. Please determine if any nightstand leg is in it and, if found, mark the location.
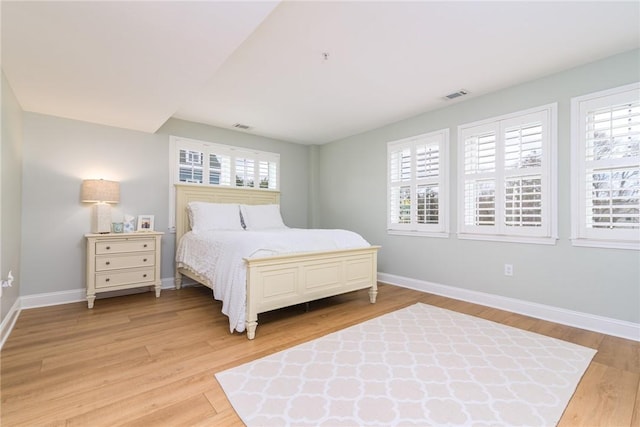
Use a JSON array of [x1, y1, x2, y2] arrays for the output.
[[87, 294, 95, 309], [155, 284, 161, 298]]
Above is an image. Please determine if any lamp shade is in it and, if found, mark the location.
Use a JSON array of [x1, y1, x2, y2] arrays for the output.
[[81, 179, 120, 203]]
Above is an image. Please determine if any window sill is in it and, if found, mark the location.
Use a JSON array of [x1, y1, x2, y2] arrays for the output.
[[457, 233, 558, 245], [387, 230, 450, 238], [571, 238, 639, 251]]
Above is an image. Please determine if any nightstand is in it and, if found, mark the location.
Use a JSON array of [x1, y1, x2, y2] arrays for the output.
[[85, 232, 163, 308]]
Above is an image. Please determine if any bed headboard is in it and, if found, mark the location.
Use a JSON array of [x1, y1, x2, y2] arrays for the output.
[[174, 184, 281, 243]]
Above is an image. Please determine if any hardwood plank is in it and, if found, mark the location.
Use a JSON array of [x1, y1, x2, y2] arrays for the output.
[[64, 372, 218, 427], [2, 341, 218, 423], [594, 335, 640, 374], [120, 394, 216, 427], [632, 378, 640, 427], [1, 283, 638, 426], [528, 318, 604, 349], [558, 361, 639, 426]]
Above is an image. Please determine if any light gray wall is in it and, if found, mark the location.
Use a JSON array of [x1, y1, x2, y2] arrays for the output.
[[316, 49, 640, 324], [1, 71, 23, 323], [21, 114, 168, 295], [19, 114, 310, 296]]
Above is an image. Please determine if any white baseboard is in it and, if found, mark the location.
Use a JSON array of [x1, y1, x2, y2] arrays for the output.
[[378, 272, 640, 342], [0, 298, 21, 350], [20, 288, 86, 309], [20, 277, 178, 310]]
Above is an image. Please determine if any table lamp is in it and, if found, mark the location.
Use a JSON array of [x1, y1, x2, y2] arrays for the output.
[[81, 179, 120, 233]]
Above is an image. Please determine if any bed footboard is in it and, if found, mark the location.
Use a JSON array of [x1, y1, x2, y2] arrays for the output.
[[244, 246, 380, 339]]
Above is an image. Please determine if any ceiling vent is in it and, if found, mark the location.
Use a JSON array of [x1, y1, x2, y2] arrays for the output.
[[232, 123, 251, 130], [444, 90, 469, 100]]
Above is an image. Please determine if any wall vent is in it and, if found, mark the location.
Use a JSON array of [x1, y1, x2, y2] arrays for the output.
[[444, 90, 469, 100], [232, 123, 251, 130]]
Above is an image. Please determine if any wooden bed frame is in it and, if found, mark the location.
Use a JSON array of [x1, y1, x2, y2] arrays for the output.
[[174, 184, 380, 339]]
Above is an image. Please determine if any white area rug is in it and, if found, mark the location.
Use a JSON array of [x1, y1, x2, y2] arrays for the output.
[[215, 303, 596, 426]]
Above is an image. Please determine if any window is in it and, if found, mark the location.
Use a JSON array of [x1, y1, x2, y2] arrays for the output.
[[169, 136, 280, 230], [457, 104, 557, 244], [571, 83, 640, 250], [387, 129, 449, 237]]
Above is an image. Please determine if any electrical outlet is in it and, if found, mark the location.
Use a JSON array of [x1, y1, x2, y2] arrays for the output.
[[0, 270, 14, 298], [504, 264, 513, 276]]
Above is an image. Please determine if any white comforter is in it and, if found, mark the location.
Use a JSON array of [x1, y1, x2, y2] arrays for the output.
[[175, 228, 370, 333]]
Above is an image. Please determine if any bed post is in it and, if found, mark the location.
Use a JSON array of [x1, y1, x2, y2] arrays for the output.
[[246, 319, 258, 340], [369, 283, 378, 303], [369, 251, 378, 303], [175, 270, 183, 289]]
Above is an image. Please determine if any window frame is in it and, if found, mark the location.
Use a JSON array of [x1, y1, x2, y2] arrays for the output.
[[387, 129, 450, 238], [457, 104, 558, 245], [570, 82, 640, 250], [168, 136, 280, 231]]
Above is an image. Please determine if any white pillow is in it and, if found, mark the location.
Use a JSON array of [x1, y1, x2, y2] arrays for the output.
[[240, 204, 287, 230], [187, 202, 243, 233]]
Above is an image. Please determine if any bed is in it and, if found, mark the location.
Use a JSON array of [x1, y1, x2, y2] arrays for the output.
[[174, 184, 380, 339]]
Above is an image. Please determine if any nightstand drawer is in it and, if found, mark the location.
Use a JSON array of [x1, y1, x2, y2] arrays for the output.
[[95, 268, 155, 289], [95, 253, 155, 271], [96, 239, 155, 255]]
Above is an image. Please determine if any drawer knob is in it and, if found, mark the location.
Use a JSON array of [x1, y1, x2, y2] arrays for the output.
[[143, 274, 147, 278], [143, 244, 148, 248], [106, 246, 111, 250], [105, 261, 110, 266], [143, 258, 148, 262], [105, 278, 110, 282]]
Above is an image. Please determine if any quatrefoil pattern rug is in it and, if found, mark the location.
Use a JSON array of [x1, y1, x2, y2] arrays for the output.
[[215, 303, 596, 426]]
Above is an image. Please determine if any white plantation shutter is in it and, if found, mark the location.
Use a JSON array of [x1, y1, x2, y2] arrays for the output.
[[389, 147, 412, 226], [259, 160, 278, 189], [390, 186, 411, 224], [178, 149, 204, 184], [501, 114, 546, 233], [458, 105, 556, 243], [572, 83, 640, 249], [465, 132, 496, 174], [416, 141, 440, 225], [235, 158, 255, 188], [417, 184, 439, 224], [464, 179, 495, 226], [586, 168, 639, 230], [416, 143, 440, 179], [388, 129, 449, 236], [462, 124, 498, 231], [209, 153, 230, 186], [505, 176, 542, 227]]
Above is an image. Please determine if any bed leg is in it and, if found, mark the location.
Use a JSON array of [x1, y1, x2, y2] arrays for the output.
[[369, 284, 378, 303], [246, 320, 258, 340], [174, 271, 182, 290]]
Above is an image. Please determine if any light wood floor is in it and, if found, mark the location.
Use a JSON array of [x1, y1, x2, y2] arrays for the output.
[[1, 283, 639, 426]]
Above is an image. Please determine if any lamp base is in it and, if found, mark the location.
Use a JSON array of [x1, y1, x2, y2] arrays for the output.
[[92, 203, 112, 234]]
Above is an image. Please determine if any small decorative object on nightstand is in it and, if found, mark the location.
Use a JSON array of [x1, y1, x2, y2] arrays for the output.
[[85, 231, 163, 308]]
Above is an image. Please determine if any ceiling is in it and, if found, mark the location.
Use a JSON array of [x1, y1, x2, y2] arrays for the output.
[[2, 1, 639, 145]]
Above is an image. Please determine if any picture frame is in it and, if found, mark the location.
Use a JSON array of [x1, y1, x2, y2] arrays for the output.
[[136, 215, 154, 232], [123, 215, 136, 233]]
